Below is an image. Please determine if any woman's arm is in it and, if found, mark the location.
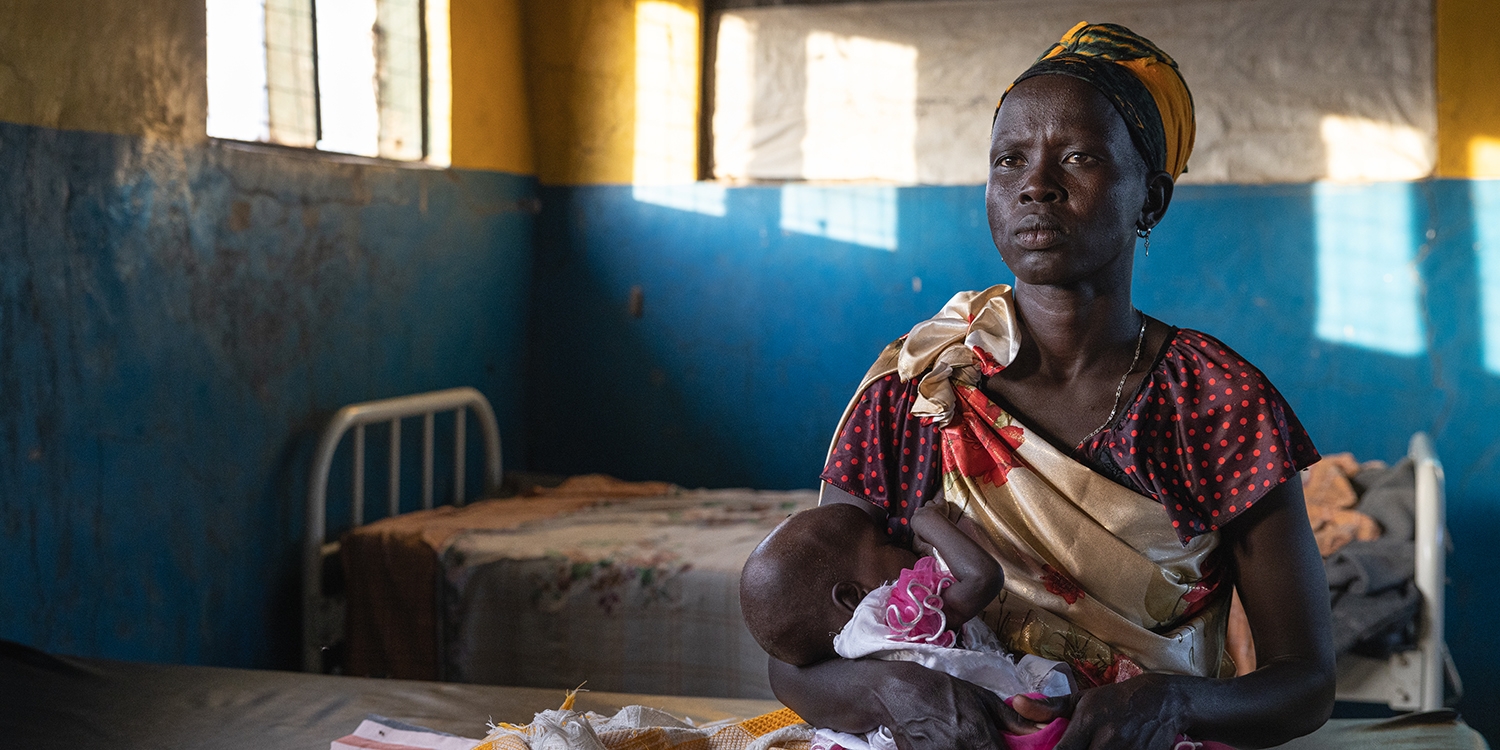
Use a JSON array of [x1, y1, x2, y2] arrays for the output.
[[794, 487, 1034, 748], [910, 504, 1002, 625], [1026, 477, 1336, 749], [769, 654, 1034, 750]]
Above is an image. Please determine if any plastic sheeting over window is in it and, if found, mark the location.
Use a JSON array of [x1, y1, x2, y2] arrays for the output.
[[710, 0, 1435, 185]]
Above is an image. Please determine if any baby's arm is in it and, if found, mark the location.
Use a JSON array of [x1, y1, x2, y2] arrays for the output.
[[910, 504, 1002, 626]]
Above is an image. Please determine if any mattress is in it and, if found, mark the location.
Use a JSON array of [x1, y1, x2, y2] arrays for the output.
[[0, 640, 783, 750], [0, 640, 1488, 750], [342, 476, 818, 697]]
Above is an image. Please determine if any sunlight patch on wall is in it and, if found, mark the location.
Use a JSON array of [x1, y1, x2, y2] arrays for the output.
[[633, 184, 729, 216], [1313, 182, 1425, 356], [1320, 115, 1432, 182], [316, 0, 381, 157], [1470, 136, 1500, 179], [710, 14, 756, 181], [1469, 178, 1500, 374], [630, 2, 723, 215], [780, 185, 898, 250], [206, 0, 271, 142], [802, 32, 917, 183]]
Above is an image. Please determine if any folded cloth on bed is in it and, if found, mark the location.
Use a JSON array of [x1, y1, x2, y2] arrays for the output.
[[1325, 459, 1422, 657], [327, 695, 811, 750], [476, 694, 810, 750], [1303, 453, 1384, 556]]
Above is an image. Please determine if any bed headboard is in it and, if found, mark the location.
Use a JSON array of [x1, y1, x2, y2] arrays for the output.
[[302, 387, 503, 672]]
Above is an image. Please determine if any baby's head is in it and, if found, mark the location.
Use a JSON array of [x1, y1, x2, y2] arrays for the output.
[[740, 503, 919, 666]]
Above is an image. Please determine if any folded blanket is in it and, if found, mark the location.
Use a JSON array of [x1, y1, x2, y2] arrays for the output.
[[476, 694, 810, 750], [1325, 459, 1421, 657], [330, 696, 811, 750]]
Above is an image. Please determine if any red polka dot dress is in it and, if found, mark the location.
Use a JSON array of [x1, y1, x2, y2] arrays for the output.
[[820, 373, 936, 542], [821, 329, 1320, 546]]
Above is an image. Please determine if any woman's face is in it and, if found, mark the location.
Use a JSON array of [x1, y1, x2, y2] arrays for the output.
[[986, 75, 1151, 287]]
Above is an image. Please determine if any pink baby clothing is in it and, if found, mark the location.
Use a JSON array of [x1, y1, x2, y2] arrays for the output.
[[884, 556, 959, 647], [813, 560, 1235, 750], [833, 557, 1073, 698], [811, 558, 1073, 750]]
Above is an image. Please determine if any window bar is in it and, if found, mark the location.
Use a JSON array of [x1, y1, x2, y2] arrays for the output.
[[418, 0, 430, 159], [454, 408, 466, 504], [309, 0, 323, 142], [388, 417, 401, 517], [352, 423, 365, 527], [421, 411, 435, 509]]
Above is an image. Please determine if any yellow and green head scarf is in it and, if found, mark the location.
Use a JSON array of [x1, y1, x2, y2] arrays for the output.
[[1001, 22, 1196, 180]]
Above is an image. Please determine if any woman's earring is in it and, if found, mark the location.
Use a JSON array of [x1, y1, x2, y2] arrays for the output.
[[1136, 225, 1152, 256]]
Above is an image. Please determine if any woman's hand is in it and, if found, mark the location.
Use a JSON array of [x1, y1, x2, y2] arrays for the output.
[[1009, 477, 1335, 750], [1014, 675, 1188, 750], [880, 661, 1043, 750], [769, 656, 1040, 750]]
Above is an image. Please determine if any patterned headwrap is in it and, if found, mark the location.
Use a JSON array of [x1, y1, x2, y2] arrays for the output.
[[1000, 22, 1195, 180]]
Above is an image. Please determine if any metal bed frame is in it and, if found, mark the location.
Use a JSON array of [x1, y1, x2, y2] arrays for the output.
[[302, 387, 503, 673], [301, 390, 1459, 711], [1332, 432, 1461, 711]]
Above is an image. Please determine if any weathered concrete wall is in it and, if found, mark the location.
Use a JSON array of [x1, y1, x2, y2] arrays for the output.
[[0, 122, 535, 666], [523, 0, 1492, 728], [525, 179, 1500, 732], [0, 0, 537, 668], [0, 0, 206, 141]]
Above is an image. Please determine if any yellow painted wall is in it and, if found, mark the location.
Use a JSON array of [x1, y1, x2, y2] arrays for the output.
[[0, 0, 206, 141], [450, 0, 536, 174], [1436, 0, 1500, 178], [0, 0, 536, 173], [520, 0, 639, 185], [518, 0, 702, 185]]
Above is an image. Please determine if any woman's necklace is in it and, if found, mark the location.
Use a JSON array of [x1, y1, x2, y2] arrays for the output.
[[1079, 311, 1148, 446]]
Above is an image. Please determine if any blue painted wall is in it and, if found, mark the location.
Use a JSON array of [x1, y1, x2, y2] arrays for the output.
[[0, 121, 536, 668], [527, 180, 1500, 734]]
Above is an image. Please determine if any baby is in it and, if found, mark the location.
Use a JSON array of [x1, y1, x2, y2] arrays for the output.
[[740, 502, 1074, 750]]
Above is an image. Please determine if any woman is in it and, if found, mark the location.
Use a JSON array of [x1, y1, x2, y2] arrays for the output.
[[768, 23, 1335, 749]]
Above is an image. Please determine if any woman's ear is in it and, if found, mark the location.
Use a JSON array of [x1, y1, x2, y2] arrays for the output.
[[832, 581, 868, 614], [1139, 170, 1175, 231]]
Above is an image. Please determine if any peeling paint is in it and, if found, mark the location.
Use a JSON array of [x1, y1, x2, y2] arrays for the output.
[[0, 120, 535, 668]]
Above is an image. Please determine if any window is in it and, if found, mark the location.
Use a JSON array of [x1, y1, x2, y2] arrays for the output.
[[205, 0, 450, 164]]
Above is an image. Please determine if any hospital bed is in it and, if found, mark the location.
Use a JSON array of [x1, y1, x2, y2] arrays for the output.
[[304, 389, 1463, 711], [303, 387, 808, 697], [0, 639, 1487, 750]]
